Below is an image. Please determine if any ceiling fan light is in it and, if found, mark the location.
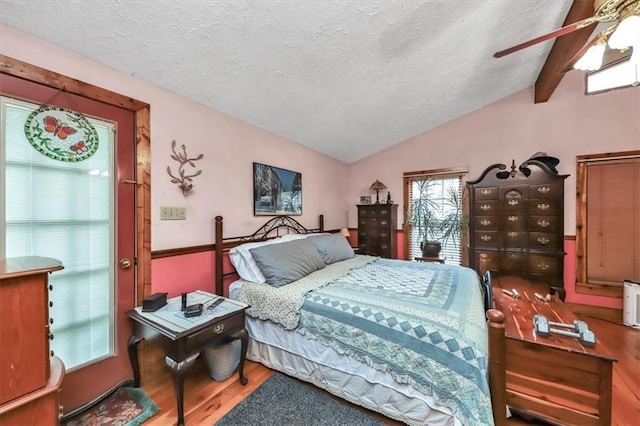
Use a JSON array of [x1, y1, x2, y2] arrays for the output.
[[608, 14, 640, 50], [574, 43, 606, 71]]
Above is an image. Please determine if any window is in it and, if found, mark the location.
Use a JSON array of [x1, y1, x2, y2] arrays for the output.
[[403, 167, 468, 265], [1, 96, 115, 370], [576, 151, 640, 297]]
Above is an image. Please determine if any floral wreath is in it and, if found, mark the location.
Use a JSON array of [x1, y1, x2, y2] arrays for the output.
[[24, 105, 99, 162]]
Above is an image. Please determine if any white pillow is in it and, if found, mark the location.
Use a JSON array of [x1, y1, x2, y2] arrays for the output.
[[229, 233, 324, 283]]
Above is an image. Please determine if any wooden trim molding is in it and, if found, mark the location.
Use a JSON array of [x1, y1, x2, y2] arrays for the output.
[[151, 228, 347, 259], [1, 55, 152, 305], [566, 302, 623, 324], [152, 244, 215, 259]]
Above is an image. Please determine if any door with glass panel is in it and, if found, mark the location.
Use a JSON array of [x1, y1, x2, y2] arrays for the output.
[[0, 74, 136, 412]]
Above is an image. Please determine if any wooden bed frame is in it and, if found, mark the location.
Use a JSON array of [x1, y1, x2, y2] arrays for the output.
[[214, 214, 506, 425]]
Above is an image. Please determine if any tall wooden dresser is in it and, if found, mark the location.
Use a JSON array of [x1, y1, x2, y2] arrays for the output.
[[357, 204, 398, 258], [467, 160, 568, 296], [0, 256, 65, 425]]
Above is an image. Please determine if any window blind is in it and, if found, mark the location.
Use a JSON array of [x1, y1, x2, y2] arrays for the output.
[[2, 96, 115, 370], [586, 160, 640, 285], [406, 173, 465, 265]]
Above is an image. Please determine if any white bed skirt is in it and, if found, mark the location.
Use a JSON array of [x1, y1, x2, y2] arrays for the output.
[[244, 315, 461, 426]]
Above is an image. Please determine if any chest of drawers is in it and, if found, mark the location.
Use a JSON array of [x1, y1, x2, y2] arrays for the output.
[[467, 160, 568, 293], [357, 204, 398, 258]]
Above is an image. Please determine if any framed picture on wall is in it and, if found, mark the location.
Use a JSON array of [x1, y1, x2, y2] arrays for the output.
[[253, 162, 302, 216]]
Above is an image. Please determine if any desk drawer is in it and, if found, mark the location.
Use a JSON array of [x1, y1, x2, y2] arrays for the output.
[[185, 312, 245, 353]]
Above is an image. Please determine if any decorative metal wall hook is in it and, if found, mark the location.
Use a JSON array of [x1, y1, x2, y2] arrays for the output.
[[166, 140, 204, 196]]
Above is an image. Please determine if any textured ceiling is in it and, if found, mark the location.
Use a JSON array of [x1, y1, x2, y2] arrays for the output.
[[0, 0, 576, 163]]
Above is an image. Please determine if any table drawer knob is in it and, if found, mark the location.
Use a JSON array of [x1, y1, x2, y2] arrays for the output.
[[213, 323, 225, 334]]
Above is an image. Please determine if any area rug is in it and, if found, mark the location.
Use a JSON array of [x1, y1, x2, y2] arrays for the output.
[[63, 387, 159, 426], [215, 373, 387, 426]]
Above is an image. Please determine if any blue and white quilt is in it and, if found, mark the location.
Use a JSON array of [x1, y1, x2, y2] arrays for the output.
[[239, 256, 492, 425]]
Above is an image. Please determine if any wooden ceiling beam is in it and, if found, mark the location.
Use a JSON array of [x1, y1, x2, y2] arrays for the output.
[[535, 0, 597, 103]]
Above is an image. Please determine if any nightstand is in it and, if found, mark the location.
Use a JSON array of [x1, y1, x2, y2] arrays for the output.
[[127, 291, 248, 426]]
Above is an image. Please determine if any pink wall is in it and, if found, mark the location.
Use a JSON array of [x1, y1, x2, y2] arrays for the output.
[[563, 239, 621, 309], [0, 24, 351, 253], [152, 251, 216, 297], [3, 24, 633, 310]]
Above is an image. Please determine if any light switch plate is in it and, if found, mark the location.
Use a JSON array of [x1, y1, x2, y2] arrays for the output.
[[160, 206, 186, 220]]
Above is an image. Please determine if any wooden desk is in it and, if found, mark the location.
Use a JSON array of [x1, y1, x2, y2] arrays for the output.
[[492, 276, 616, 426], [127, 291, 248, 426]]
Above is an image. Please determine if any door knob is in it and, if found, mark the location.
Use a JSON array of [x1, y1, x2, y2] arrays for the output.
[[119, 258, 132, 269]]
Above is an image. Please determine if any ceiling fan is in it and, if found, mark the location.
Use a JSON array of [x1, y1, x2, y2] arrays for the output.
[[494, 0, 640, 72]]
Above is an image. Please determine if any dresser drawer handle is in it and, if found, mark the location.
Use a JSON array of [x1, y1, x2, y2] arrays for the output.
[[508, 215, 518, 221], [480, 204, 491, 211], [537, 263, 550, 271], [537, 237, 550, 245], [481, 189, 492, 195], [536, 203, 551, 210], [480, 219, 491, 226], [508, 199, 519, 206], [481, 235, 492, 242], [508, 232, 518, 237], [537, 186, 551, 194], [213, 323, 225, 334], [537, 220, 550, 227]]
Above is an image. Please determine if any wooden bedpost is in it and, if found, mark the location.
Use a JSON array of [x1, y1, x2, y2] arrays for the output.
[[478, 253, 489, 277], [319, 214, 324, 232], [478, 253, 506, 425], [487, 309, 506, 426], [215, 215, 223, 296]]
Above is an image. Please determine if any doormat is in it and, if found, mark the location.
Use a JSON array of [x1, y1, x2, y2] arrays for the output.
[[63, 387, 159, 426], [215, 373, 387, 426]]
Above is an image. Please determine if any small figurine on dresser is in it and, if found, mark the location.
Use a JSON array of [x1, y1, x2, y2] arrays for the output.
[[386, 191, 392, 204]]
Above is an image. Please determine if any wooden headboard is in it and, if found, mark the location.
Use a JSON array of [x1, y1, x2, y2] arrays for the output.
[[214, 215, 324, 295]]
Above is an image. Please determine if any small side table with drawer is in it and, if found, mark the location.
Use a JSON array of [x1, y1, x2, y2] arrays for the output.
[[127, 291, 248, 426]]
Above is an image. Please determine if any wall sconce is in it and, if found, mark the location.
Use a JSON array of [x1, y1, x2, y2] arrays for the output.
[[166, 140, 204, 196], [369, 179, 387, 204]]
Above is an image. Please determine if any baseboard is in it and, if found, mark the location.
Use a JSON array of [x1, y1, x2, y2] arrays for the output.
[[566, 302, 622, 324]]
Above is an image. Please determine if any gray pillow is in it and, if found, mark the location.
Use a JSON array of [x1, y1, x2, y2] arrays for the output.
[[249, 239, 326, 287], [308, 233, 355, 265]]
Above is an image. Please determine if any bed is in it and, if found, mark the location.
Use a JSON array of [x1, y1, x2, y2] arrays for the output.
[[214, 215, 506, 426]]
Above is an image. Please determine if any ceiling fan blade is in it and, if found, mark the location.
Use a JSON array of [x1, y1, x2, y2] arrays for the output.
[[493, 16, 599, 58], [560, 33, 602, 73]]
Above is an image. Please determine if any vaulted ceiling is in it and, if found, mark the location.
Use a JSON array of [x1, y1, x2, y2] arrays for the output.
[[0, 0, 602, 163]]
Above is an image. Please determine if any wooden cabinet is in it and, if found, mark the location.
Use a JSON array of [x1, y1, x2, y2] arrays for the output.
[[0, 256, 65, 424], [357, 204, 398, 258], [467, 160, 568, 294]]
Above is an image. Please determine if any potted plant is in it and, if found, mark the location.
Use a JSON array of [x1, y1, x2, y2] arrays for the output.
[[405, 179, 467, 258]]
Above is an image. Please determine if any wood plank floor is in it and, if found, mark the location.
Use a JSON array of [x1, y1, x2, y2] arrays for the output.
[[142, 315, 639, 425]]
